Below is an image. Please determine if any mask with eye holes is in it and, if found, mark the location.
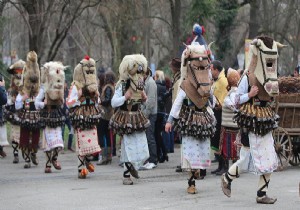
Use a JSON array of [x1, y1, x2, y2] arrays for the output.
[[72, 55, 99, 99], [118, 54, 148, 100], [181, 44, 212, 98]]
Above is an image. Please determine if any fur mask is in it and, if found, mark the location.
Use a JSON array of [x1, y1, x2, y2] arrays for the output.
[[72, 55, 98, 98], [41, 61, 66, 106], [7, 59, 25, 95], [118, 54, 148, 95], [21, 51, 40, 97]]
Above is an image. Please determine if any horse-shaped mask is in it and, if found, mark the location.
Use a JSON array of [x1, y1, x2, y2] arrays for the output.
[[118, 54, 148, 100], [73, 55, 99, 99], [249, 37, 285, 97], [41, 61, 66, 106], [180, 43, 212, 108]]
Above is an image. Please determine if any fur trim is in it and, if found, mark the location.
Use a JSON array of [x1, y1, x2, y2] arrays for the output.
[[7, 59, 25, 74], [72, 56, 98, 98], [41, 61, 65, 105], [21, 51, 40, 97], [118, 54, 148, 82]]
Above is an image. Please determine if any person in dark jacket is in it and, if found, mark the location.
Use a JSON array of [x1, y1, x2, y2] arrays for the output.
[[0, 76, 8, 158], [97, 70, 115, 165], [154, 70, 168, 163]]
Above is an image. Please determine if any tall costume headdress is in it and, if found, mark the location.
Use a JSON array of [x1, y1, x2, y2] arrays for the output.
[[109, 54, 150, 135]]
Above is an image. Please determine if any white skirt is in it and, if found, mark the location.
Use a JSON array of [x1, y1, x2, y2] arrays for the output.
[[249, 131, 278, 175], [181, 136, 211, 170], [42, 126, 64, 151], [0, 124, 9, 146], [120, 131, 150, 169], [75, 127, 101, 156]]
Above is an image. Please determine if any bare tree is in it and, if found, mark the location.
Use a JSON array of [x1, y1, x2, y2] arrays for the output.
[[9, 0, 101, 63]]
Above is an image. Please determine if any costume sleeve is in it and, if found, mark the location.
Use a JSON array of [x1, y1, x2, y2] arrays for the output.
[[224, 90, 239, 111], [111, 84, 126, 108], [169, 88, 185, 119], [142, 79, 157, 118], [0, 86, 7, 105], [34, 86, 45, 109], [66, 84, 80, 108], [15, 93, 23, 110], [238, 75, 250, 104]]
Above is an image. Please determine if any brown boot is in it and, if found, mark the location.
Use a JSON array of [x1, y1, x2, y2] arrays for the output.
[[123, 177, 133, 185], [187, 180, 197, 194], [256, 195, 277, 204], [221, 173, 231, 197], [45, 166, 52, 173]]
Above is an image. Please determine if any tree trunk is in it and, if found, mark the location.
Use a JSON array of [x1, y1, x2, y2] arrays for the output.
[[170, 0, 181, 57], [248, 0, 259, 39]]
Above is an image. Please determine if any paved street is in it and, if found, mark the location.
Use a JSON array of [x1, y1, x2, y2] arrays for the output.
[[0, 146, 299, 210]]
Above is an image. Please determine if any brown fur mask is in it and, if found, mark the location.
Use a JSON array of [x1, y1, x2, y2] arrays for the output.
[[72, 55, 98, 98], [21, 51, 40, 97], [7, 59, 25, 96], [41, 61, 66, 105]]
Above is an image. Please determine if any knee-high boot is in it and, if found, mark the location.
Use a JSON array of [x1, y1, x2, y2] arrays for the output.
[[256, 173, 277, 204], [22, 148, 31, 168], [78, 155, 88, 179], [45, 151, 52, 173], [187, 170, 197, 194], [12, 141, 19, 163], [52, 147, 62, 170]]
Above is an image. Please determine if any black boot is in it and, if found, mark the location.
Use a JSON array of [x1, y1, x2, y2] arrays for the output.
[[211, 154, 222, 174], [67, 134, 74, 151], [216, 158, 228, 176]]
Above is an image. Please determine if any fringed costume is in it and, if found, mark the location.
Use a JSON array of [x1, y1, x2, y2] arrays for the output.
[[35, 61, 66, 173], [166, 42, 215, 194], [221, 36, 285, 204], [67, 56, 102, 179], [110, 54, 150, 185], [15, 51, 41, 169]]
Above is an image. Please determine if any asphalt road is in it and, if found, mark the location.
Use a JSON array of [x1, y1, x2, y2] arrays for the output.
[[0, 146, 299, 210]]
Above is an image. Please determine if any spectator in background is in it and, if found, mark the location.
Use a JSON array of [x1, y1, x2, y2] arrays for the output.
[[293, 65, 300, 77], [0, 76, 8, 158], [169, 57, 182, 172], [154, 70, 168, 163], [163, 76, 174, 153], [141, 68, 158, 170], [62, 81, 74, 152], [97, 70, 115, 165], [210, 60, 229, 176]]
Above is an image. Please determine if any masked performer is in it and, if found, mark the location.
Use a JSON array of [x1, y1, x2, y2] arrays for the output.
[[221, 36, 285, 204], [15, 51, 41, 168], [67, 55, 102, 179], [165, 43, 215, 194], [110, 54, 150, 185], [35, 62, 66, 173], [5, 60, 25, 163]]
